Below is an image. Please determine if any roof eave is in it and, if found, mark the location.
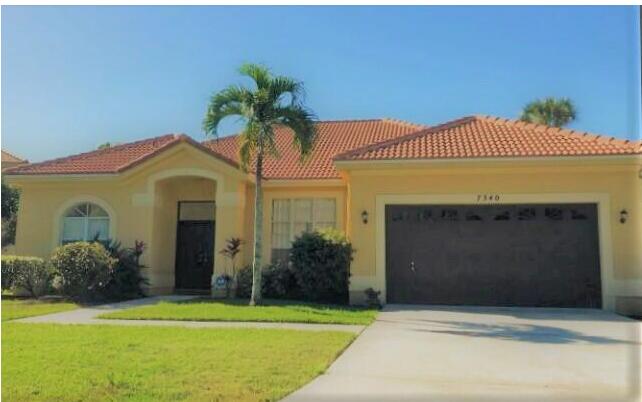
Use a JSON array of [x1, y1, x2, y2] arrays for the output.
[[334, 153, 642, 168], [4, 172, 120, 185]]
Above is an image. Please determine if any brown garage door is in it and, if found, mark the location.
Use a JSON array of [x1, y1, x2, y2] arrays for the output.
[[385, 204, 601, 307]]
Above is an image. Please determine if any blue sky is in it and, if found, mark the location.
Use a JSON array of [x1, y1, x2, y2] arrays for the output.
[[2, 6, 641, 162]]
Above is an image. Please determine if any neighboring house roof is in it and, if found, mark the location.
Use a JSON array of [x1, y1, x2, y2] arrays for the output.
[[1, 150, 28, 172], [202, 119, 425, 179], [1, 150, 26, 164], [3, 134, 239, 176], [4, 116, 640, 178], [335, 115, 642, 162]]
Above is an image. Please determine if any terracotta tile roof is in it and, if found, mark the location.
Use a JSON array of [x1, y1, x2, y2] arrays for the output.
[[202, 119, 425, 179], [6, 116, 639, 178], [4, 119, 422, 177], [335, 115, 642, 162], [1, 150, 26, 163], [4, 134, 239, 175]]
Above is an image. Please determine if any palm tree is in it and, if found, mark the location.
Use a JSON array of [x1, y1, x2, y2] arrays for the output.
[[203, 64, 317, 305], [519, 97, 577, 128]]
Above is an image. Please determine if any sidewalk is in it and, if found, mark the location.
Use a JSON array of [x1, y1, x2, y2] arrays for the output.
[[15, 296, 365, 333]]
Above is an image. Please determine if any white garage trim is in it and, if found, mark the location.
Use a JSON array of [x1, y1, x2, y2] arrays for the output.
[[375, 193, 615, 310]]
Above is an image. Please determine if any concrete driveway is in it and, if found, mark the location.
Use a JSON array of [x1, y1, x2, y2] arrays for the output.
[[285, 305, 641, 402]]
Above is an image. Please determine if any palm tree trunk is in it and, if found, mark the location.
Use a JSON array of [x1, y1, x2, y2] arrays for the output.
[[249, 150, 264, 306]]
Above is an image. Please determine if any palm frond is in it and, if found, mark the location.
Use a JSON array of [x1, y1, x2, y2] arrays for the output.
[[269, 76, 305, 106], [238, 121, 262, 171], [519, 97, 577, 128], [238, 142, 255, 172], [238, 140, 255, 172], [262, 126, 280, 159], [276, 105, 318, 160], [239, 63, 272, 90], [202, 85, 252, 136]]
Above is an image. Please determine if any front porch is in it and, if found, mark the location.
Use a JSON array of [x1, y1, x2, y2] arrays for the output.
[[141, 170, 251, 295]]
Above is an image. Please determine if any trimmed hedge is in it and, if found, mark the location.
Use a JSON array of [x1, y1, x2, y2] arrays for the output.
[[1, 255, 52, 297], [50, 242, 117, 301], [235, 263, 300, 300], [262, 263, 300, 300], [290, 228, 353, 304]]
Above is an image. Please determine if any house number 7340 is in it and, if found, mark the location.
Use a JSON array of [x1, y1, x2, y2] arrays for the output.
[[476, 194, 500, 202]]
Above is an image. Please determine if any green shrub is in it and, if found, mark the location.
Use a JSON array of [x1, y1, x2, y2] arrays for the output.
[[1, 216, 17, 247], [50, 242, 117, 301], [1, 180, 20, 246], [290, 228, 354, 304], [235, 265, 253, 298], [1, 255, 52, 297], [1, 256, 16, 290], [262, 263, 300, 299], [235, 263, 301, 300], [102, 240, 148, 300]]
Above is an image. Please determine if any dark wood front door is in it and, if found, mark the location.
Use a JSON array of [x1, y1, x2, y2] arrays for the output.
[[175, 221, 215, 290], [385, 204, 601, 307]]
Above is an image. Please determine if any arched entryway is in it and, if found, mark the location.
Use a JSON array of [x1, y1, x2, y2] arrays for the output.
[[150, 174, 218, 293], [174, 201, 216, 291], [133, 163, 250, 296]]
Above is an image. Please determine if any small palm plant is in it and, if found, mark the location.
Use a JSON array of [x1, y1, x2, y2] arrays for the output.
[[219, 237, 242, 298], [519, 97, 577, 128], [203, 63, 317, 305]]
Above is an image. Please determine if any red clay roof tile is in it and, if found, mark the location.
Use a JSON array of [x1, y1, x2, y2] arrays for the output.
[[335, 115, 642, 162], [202, 119, 425, 179], [4, 134, 181, 175], [4, 133, 244, 176], [6, 116, 639, 178]]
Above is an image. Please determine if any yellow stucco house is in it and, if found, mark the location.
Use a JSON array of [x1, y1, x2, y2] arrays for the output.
[[4, 115, 642, 315]]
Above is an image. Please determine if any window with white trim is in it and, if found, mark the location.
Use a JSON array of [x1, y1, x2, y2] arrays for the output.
[[271, 198, 336, 263], [61, 203, 110, 244]]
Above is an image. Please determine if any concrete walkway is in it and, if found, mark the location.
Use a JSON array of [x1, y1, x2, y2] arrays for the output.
[[15, 296, 365, 333], [285, 305, 642, 402]]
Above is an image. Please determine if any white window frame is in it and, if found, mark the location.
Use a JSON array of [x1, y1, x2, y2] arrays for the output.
[[61, 202, 111, 244], [271, 197, 337, 253]]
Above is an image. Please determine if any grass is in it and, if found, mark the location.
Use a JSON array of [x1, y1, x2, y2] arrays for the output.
[[1, 299, 78, 321], [2, 323, 354, 402], [100, 298, 378, 325]]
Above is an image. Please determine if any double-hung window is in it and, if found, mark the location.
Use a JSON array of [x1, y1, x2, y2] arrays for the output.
[[271, 198, 336, 263]]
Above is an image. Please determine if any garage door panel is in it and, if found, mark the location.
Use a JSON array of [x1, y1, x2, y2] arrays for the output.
[[386, 204, 601, 307]]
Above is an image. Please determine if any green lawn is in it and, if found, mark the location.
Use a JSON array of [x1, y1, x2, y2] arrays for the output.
[[1, 299, 78, 321], [2, 323, 354, 402], [100, 298, 378, 325]]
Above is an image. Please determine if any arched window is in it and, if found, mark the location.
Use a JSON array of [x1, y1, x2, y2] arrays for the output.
[[61, 202, 110, 244]]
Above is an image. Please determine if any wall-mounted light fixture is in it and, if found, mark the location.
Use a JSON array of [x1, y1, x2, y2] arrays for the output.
[[361, 210, 369, 224], [620, 209, 628, 224]]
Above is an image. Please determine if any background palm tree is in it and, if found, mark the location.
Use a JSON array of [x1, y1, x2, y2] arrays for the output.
[[203, 64, 317, 305], [519, 97, 577, 128]]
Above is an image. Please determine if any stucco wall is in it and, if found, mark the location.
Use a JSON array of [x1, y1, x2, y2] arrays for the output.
[[10, 143, 249, 294], [9, 147, 641, 314], [340, 158, 642, 313]]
